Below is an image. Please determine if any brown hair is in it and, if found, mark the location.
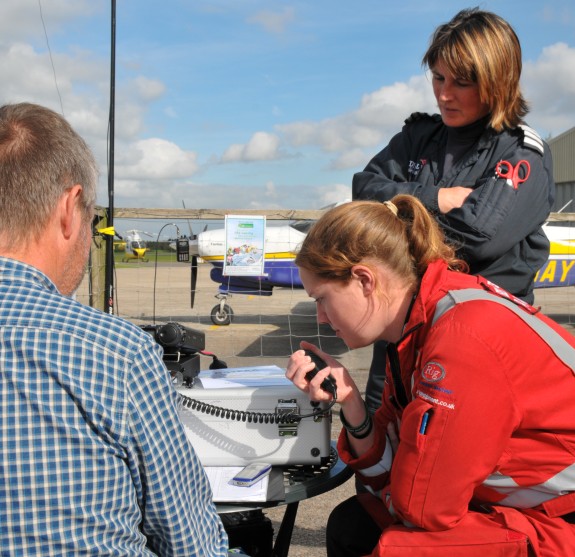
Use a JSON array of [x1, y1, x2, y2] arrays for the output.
[[422, 7, 528, 131], [295, 196, 468, 290], [0, 103, 98, 249]]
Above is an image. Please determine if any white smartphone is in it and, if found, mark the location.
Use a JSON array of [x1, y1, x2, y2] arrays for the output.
[[229, 463, 272, 487]]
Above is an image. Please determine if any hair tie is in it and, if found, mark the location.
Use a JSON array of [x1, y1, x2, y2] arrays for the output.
[[383, 200, 398, 216]]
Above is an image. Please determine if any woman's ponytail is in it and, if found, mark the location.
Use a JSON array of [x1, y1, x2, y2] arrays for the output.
[[393, 195, 468, 277]]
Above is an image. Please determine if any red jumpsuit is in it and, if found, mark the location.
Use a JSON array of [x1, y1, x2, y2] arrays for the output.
[[338, 260, 575, 556]]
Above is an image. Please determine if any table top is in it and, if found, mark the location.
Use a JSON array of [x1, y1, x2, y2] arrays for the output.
[[216, 442, 353, 513]]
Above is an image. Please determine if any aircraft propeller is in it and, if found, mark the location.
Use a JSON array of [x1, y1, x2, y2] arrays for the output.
[[180, 201, 206, 309], [188, 225, 208, 308]]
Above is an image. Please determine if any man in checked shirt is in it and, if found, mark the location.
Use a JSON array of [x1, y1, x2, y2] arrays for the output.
[[0, 102, 228, 556]]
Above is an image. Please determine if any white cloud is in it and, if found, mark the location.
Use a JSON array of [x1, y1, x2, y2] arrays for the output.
[[131, 76, 166, 101], [317, 184, 352, 207], [0, 39, 112, 181], [116, 138, 199, 180], [221, 131, 281, 162], [3, 0, 574, 214], [522, 43, 575, 136], [264, 180, 278, 199], [1, 43, 74, 103], [66, 106, 108, 137], [247, 7, 295, 34], [164, 106, 178, 118], [277, 74, 436, 163], [113, 178, 183, 208], [0, 0, 99, 43], [330, 148, 372, 171], [113, 101, 147, 139], [112, 78, 167, 139], [355, 75, 435, 128], [269, 74, 435, 171], [270, 46, 575, 172]]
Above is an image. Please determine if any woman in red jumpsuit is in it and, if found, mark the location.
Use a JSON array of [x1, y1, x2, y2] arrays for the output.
[[286, 197, 575, 557]]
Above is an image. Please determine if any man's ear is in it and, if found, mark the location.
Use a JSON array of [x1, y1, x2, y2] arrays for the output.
[[59, 185, 83, 239], [351, 264, 376, 296]]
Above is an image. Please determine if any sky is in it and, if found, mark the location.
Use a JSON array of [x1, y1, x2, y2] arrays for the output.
[[2, 0, 575, 217]]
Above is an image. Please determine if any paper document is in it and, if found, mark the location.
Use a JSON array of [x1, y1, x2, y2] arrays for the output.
[[196, 365, 291, 390], [205, 467, 285, 502]]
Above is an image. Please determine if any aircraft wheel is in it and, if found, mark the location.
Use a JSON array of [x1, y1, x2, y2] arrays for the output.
[[211, 304, 234, 326]]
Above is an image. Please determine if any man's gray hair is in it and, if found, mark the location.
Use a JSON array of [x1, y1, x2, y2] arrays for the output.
[[0, 102, 99, 248]]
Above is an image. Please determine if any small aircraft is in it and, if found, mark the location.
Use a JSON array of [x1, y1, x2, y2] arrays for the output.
[[176, 205, 574, 326], [117, 229, 153, 262], [535, 221, 575, 288], [172, 220, 311, 325]]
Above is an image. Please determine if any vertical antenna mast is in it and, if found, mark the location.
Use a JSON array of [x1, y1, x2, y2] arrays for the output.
[[105, 0, 116, 313]]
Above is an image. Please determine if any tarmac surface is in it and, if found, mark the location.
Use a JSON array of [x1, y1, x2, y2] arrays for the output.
[[77, 262, 575, 556]]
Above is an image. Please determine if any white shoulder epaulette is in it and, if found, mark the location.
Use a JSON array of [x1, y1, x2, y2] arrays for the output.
[[518, 124, 544, 155]]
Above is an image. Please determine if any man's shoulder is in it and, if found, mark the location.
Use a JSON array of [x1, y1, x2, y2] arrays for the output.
[[0, 259, 153, 357], [65, 299, 151, 351], [16, 288, 153, 357]]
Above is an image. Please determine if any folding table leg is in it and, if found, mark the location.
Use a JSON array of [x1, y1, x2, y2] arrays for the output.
[[271, 502, 299, 557]]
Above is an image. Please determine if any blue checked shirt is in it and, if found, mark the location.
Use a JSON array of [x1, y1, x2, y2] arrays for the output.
[[0, 257, 228, 556]]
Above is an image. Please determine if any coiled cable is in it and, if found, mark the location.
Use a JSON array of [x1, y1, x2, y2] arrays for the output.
[[179, 392, 336, 423]]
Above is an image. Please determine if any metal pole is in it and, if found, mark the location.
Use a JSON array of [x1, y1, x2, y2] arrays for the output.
[[104, 0, 116, 313]]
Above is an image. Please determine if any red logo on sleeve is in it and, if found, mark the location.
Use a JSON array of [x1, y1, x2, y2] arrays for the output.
[[421, 361, 445, 383]]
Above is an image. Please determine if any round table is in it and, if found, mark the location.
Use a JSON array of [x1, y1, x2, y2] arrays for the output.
[[218, 443, 353, 557]]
